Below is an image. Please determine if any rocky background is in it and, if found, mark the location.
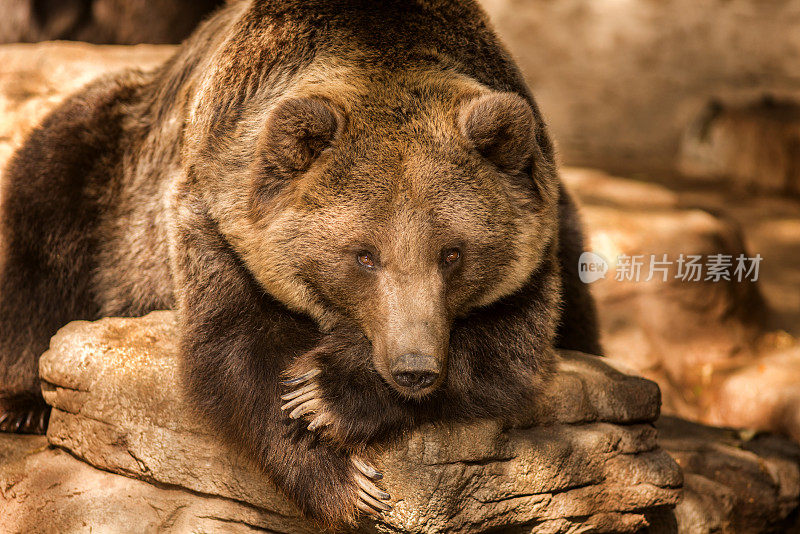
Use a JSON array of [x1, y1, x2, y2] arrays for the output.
[[0, 1, 799, 532], [482, 0, 800, 178], [477, 0, 800, 444], [0, 0, 224, 45]]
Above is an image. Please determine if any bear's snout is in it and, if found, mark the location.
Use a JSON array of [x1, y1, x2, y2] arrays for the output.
[[389, 353, 440, 392]]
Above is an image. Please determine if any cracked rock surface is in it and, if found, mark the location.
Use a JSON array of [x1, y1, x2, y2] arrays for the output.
[[0, 311, 685, 533], [658, 416, 800, 533], [1, 313, 799, 532]]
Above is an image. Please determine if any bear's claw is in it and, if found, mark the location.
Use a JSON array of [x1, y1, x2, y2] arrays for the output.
[[0, 401, 50, 434], [280, 368, 333, 430], [352, 456, 392, 515], [353, 456, 383, 480], [280, 382, 317, 401], [281, 389, 318, 413], [279, 368, 321, 387]]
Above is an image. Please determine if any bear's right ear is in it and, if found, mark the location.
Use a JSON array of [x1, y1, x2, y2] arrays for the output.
[[262, 96, 343, 173], [458, 92, 535, 174]]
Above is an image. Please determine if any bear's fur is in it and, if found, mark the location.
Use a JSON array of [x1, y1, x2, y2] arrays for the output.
[[0, 0, 601, 527]]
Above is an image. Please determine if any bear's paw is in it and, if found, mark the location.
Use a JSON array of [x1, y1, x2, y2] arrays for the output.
[[280, 367, 348, 444], [280, 368, 393, 521]]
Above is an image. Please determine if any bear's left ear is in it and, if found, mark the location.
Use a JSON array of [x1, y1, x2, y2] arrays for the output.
[[262, 96, 344, 173], [458, 92, 535, 174]]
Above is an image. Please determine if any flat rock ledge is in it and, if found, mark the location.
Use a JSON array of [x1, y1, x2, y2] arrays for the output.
[[0, 312, 796, 533]]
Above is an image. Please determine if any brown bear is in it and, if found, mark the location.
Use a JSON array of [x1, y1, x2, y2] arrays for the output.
[[0, 0, 601, 527]]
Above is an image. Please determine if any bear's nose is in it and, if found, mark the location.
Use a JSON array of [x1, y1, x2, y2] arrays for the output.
[[390, 353, 440, 391]]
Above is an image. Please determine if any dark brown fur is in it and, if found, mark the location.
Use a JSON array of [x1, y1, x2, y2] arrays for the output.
[[0, 0, 600, 527]]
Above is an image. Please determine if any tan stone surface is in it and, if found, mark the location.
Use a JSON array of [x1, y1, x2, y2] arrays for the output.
[[0, 434, 292, 534], [30, 311, 682, 533], [1, 310, 798, 532]]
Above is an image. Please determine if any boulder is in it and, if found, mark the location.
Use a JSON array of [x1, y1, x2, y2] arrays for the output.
[[1, 311, 682, 533], [658, 416, 800, 533], [2, 312, 799, 532], [667, 188, 800, 340], [0, 433, 287, 534], [562, 168, 767, 416]]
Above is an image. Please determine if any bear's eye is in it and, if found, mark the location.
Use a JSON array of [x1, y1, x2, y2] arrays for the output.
[[443, 248, 461, 266], [356, 251, 376, 269]]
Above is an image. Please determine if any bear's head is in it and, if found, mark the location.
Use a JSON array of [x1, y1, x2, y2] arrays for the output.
[[186, 67, 560, 399]]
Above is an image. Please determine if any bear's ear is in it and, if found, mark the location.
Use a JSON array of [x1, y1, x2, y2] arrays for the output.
[[262, 96, 343, 173], [458, 92, 535, 174]]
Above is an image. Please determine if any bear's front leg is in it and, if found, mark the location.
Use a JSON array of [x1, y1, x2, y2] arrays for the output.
[[280, 367, 392, 516], [183, 338, 392, 526], [279, 374, 393, 520], [172, 199, 391, 527], [265, 422, 392, 523]]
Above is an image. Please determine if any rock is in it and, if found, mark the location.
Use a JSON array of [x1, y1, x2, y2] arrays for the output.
[[679, 98, 800, 196], [563, 168, 800, 446], [479, 0, 800, 174], [2, 312, 799, 532], [0, 434, 287, 534], [4, 311, 681, 533], [0, 0, 224, 45], [702, 345, 800, 445], [562, 168, 767, 417], [658, 416, 800, 533], [668, 189, 800, 339]]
